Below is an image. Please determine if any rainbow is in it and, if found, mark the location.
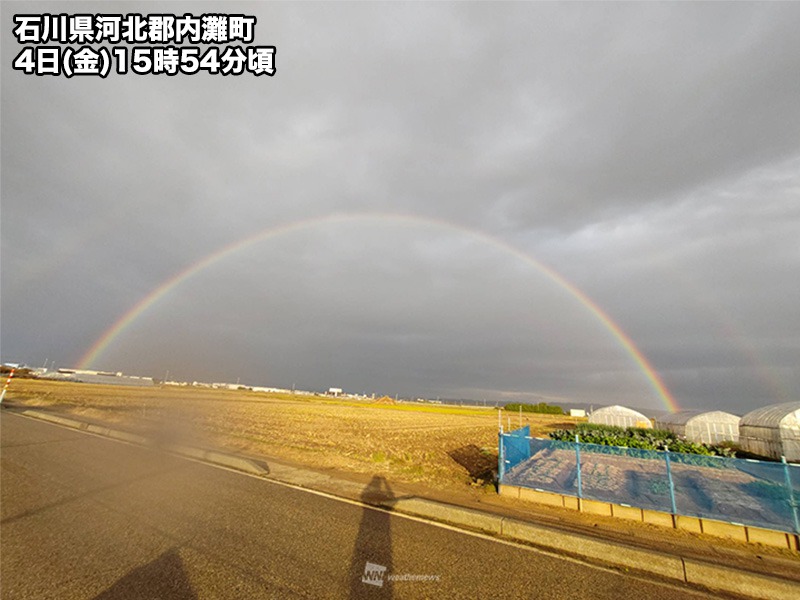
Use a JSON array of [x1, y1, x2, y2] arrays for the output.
[[77, 212, 680, 412], [664, 269, 790, 404]]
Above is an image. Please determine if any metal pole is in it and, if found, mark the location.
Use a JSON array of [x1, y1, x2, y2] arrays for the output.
[[665, 449, 677, 515], [0, 368, 16, 404], [498, 432, 505, 482], [782, 456, 800, 534], [574, 434, 583, 499]]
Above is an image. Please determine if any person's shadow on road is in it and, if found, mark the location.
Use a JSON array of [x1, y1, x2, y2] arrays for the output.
[[349, 475, 395, 599], [92, 547, 197, 600]]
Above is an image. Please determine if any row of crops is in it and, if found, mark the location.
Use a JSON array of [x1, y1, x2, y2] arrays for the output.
[[548, 423, 736, 457]]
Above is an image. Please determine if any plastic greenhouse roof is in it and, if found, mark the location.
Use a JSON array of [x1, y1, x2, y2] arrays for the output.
[[591, 405, 649, 419], [740, 401, 800, 428], [657, 410, 740, 427]]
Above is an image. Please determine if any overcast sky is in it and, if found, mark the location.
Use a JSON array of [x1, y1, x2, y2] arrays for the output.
[[2, 2, 799, 414]]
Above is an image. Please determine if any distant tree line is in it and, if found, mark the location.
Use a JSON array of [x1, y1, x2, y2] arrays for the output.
[[503, 402, 565, 415]]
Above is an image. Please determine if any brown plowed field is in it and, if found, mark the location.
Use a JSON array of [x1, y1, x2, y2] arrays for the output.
[[5, 378, 579, 491]]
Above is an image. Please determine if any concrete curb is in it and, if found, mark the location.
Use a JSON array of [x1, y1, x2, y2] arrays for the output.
[[501, 517, 685, 581], [380, 500, 798, 599], [381, 497, 683, 580], [18, 410, 266, 476], [13, 408, 798, 599], [164, 444, 268, 476], [203, 450, 268, 476], [683, 559, 799, 600], [22, 410, 89, 430], [388, 497, 504, 535]]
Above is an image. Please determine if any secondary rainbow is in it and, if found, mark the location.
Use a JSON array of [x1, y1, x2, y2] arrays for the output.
[[78, 212, 680, 412]]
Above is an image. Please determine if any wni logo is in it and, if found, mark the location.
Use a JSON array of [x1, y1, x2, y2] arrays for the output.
[[361, 562, 387, 588]]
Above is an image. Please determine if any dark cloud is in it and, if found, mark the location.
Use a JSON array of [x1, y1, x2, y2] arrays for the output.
[[2, 2, 799, 414]]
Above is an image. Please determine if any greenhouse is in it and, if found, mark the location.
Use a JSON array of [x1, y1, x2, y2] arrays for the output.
[[588, 405, 652, 429], [738, 401, 800, 462], [654, 410, 740, 444]]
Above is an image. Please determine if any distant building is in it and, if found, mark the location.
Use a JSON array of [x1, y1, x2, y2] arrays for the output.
[[589, 405, 652, 429], [328, 387, 343, 397], [210, 382, 241, 390], [44, 369, 154, 387], [250, 386, 291, 393], [57, 369, 122, 376], [569, 409, 587, 418]]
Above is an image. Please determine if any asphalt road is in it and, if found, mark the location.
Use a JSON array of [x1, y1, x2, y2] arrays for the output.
[[0, 412, 720, 599]]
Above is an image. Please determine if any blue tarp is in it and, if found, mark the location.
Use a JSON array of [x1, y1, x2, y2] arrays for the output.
[[502, 425, 531, 471], [500, 435, 800, 533]]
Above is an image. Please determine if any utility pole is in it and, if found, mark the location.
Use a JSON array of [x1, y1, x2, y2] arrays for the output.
[[0, 368, 16, 404]]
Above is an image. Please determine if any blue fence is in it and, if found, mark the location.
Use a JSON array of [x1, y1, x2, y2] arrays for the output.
[[499, 429, 800, 534]]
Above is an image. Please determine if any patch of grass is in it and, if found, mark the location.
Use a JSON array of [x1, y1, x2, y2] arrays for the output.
[[401, 464, 426, 478], [371, 451, 388, 463]]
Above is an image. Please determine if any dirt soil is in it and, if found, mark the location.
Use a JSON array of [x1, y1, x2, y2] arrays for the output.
[[4, 378, 578, 491]]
